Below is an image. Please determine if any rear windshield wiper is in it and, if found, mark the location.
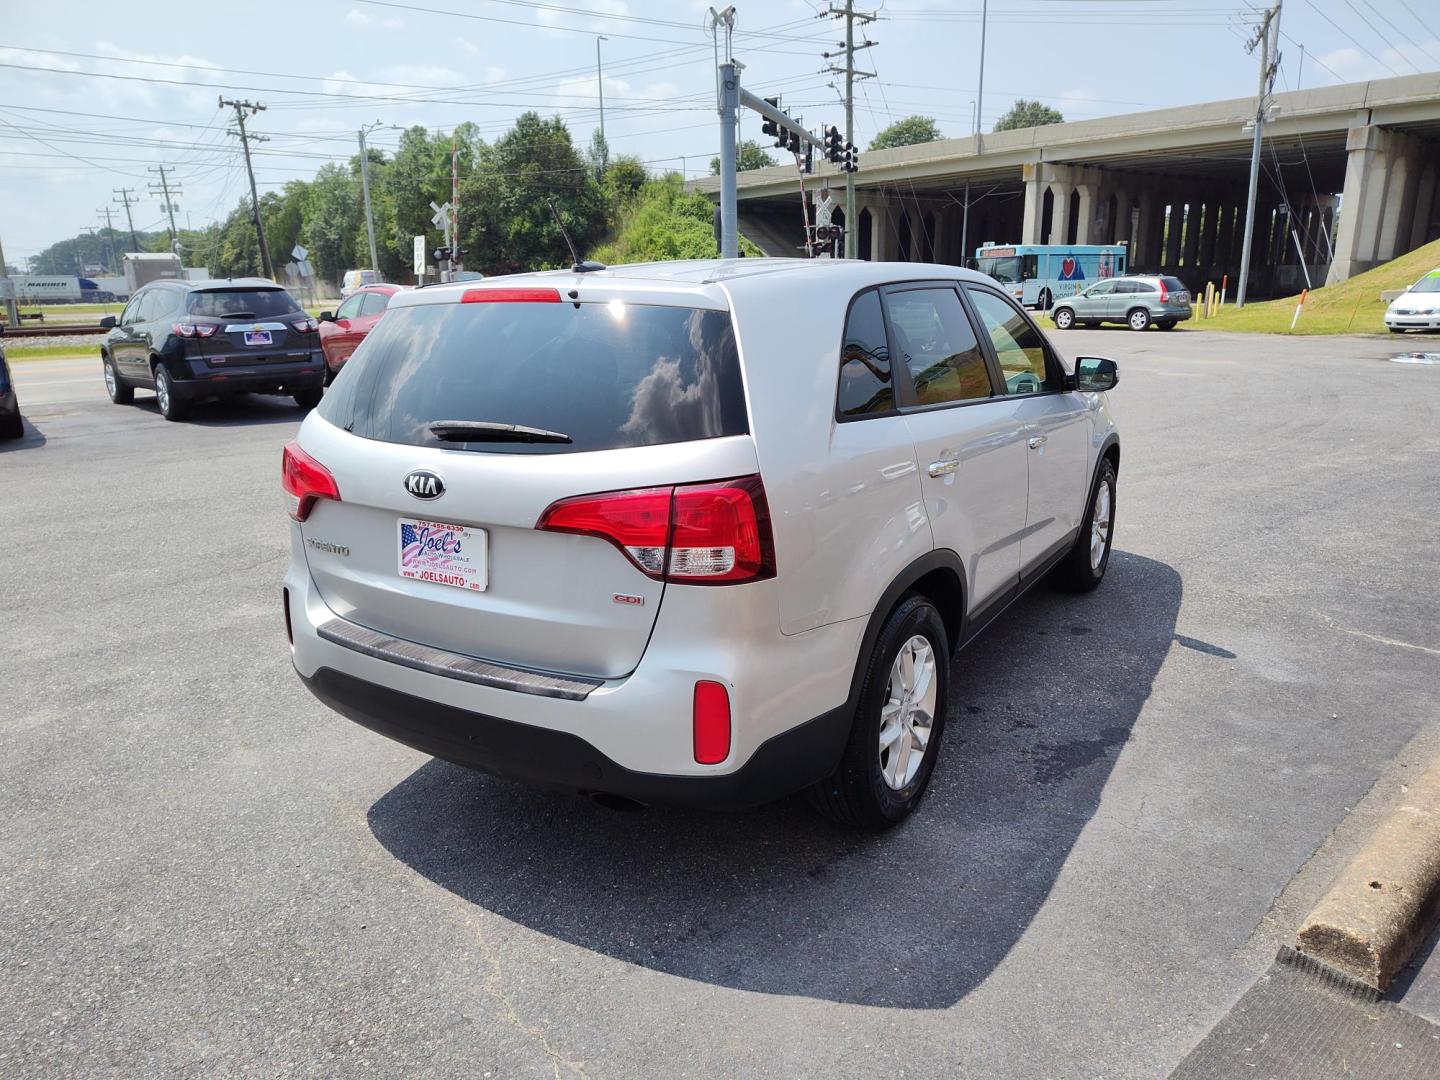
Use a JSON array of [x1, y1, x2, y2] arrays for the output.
[[429, 420, 573, 444], [220, 311, 257, 320]]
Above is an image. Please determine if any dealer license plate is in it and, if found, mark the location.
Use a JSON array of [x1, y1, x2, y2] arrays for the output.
[[243, 329, 273, 346], [398, 517, 487, 592]]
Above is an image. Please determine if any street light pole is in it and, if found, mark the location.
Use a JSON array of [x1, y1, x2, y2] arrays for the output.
[[961, 2, 987, 269], [358, 120, 383, 277], [596, 35, 609, 170]]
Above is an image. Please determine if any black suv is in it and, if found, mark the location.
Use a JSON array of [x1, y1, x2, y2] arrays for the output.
[[100, 278, 326, 421]]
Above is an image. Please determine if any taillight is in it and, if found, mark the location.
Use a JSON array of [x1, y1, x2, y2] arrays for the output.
[[281, 440, 341, 522], [461, 287, 561, 303], [172, 322, 217, 338], [693, 681, 731, 764], [536, 475, 776, 585], [290, 317, 319, 333], [1158, 281, 1169, 303]]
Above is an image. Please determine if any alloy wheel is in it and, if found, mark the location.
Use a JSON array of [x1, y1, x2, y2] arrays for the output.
[[877, 635, 938, 790], [1090, 480, 1112, 570]]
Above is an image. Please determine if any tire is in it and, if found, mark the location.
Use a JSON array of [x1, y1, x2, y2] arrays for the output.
[[1127, 307, 1151, 332], [1158, 319, 1177, 331], [1038, 288, 1053, 311], [1053, 307, 1076, 330], [809, 595, 950, 831], [103, 355, 134, 404], [0, 410, 22, 440], [1055, 456, 1116, 592], [1388, 326, 1404, 334], [153, 363, 189, 422], [293, 387, 324, 410], [1082, 321, 1099, 329]]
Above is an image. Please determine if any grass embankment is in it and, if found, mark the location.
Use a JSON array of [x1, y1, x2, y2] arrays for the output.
[[5, 342, 97, 361], [1191, 237, 1440, 336]]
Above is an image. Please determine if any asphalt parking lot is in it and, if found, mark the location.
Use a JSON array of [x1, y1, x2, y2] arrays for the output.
[[3, 329, 1439, 1078]]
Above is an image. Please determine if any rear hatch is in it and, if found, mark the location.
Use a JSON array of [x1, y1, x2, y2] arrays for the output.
[[1159, 276, 1191, 309], [186, 286, 313, 363], [295, 284, 756, 680]]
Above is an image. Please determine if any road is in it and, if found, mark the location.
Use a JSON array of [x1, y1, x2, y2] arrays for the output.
[[3, 331, 1438, 1078]]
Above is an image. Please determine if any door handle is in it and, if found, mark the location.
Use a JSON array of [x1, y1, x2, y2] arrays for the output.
[[1027, 434, 1047, 450], [928, 458, 958, 477]]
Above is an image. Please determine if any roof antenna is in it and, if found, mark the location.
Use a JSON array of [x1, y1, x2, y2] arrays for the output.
[[548, 199, 605, 273]]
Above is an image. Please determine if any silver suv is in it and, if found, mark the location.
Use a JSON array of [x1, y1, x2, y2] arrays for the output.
[[1051, 274, 1192, 331], [283, 260, 1121, 829]]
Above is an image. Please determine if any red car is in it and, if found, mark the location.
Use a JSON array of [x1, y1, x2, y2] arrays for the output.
[[318, 284, 407, 382]]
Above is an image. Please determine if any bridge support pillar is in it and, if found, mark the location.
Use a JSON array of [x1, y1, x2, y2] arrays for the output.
[[1329, 125, 1428, 284]]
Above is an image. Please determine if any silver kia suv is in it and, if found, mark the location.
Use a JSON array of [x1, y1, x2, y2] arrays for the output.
[[283, 260, 1120, 830]]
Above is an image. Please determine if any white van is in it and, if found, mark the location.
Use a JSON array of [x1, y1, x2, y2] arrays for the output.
[[340, 270, 380, 299]]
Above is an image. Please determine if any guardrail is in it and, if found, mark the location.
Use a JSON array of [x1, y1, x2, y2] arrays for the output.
[[1, 323, 107, 338]]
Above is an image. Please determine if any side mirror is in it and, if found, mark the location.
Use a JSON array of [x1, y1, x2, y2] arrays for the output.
[[319, 311, 335, 322], [1074, 356, 1118, 392], [100, 315, 118, 329]]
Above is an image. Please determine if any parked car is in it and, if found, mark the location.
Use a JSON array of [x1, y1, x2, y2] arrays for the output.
[[99, 278, 326, 421], [282, 260, 1120, 829], [340, 269, 381, 299], [0, 325, 22, 440], [1384, 268, 1440, 333], [1050, 275, 1192, 331], [318, 284, 408, 382]]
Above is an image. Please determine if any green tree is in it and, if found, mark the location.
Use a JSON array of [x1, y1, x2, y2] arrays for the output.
[[458, 111, 605, 274], [603, 155, 649, 203], [302, 163, 362, 286], [868, 115, 941, 151], [709, 139, 777, 175], [591, 175, 762, 264], [993, 99, 1064, 132], [587, 129, 610, 178]]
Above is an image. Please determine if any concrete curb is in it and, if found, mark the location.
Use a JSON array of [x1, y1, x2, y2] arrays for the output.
[[1295, 753, 1440, 992]]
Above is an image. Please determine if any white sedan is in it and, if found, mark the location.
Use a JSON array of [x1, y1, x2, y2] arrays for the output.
[[1385, 269, 1440, 333]]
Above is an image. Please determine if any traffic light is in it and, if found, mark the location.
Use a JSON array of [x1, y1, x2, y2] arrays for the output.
[[786, 129, 801, 154], [841, 142, 859, 173], [431, 246, 452, 263], [824, 125, 844, 164], [761, 96, 781, 145]]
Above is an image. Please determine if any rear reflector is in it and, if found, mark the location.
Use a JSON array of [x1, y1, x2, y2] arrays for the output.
[[282, 587, 293, 645], [460, 288, 562, 304], [281, 440, 341, 522], [693, 681, 731, 765], [536, 475, 776, 585]]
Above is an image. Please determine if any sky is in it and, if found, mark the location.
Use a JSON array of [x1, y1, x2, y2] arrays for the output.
[[1, 0, 1437, 269]]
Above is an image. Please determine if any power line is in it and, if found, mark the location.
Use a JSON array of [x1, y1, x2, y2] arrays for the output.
[[1301, 0, 1401, 77]]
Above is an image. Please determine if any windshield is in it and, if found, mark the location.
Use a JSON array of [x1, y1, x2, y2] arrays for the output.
[[186, 288, 300, 318], [978, 256, 1021, 284], [320, 299, 748, 455], [1409, 273, 1440, 294]]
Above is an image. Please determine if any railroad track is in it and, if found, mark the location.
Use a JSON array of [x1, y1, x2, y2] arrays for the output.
[[1, 323, 107, 338]]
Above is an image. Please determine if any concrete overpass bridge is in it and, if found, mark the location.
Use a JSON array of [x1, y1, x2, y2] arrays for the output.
[[695, 72, 1440, 296]]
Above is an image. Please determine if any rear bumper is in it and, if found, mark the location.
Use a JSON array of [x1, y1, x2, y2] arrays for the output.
[[298, 665, 848, 809], [175, 349, 327, 395], [285, 534, 866, 805]]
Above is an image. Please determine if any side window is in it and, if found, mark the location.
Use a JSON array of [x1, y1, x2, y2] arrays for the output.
[[137, 290, 163, 324], [1132, 281, 1158, 294], [119, 295, 142, 326], [360, 292, 390, 317], [336, 294, 365, 320], [1088, 280, 1116, 297], [967, 288, 1060, 396], [885, 287, 993, 406], [836, 289, 895, 419]]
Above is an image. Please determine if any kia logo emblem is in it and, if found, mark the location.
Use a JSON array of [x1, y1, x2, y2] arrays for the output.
[[403, 470, 445, 500]]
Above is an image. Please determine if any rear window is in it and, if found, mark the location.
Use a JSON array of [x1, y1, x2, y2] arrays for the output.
[[321, 299, 748, 455], [1160, 277, 1187, 293], [186, 288, 299, 319]]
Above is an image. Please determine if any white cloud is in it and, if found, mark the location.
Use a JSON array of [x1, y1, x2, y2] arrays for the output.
[[345, 9, 371, 27], [1314, 40, 1440, 82]]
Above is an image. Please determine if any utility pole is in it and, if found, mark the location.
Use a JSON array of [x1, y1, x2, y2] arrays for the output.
[[358, 120, 383, 275], [1237, 1, 1281, 308], [220, 96, 274, 279], [147, 164, 183, 252], [596, 35, 609, 170], [97, 207, 118, 273], [961, 0, 988, 269], [824, 1, 876, 259], [113, 188, 141, 254], [451, 137, 461, 276]]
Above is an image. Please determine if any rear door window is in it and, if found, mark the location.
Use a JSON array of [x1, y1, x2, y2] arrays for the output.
[[837, 289, 895, 419], [335, 294, 364, 320], [186, 288, 298, 319], [885, 286, 993, 407], [966, 288, 1061, 396], [324, 299, 748, 455]]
